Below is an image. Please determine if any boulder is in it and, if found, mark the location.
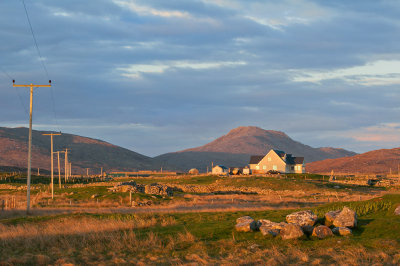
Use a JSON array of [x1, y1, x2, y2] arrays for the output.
[[395, 205, 400, 216], [325, 210, 341, 227], [333, 207, 357, 228], [312, 225, 333, 239], [235, 216, 259, 232], [258, 220, 286, 237], [332, 227, 352, 236], [236, 216, 254, 224], [286, 210, 317, 227], [280, 224, 304, 240]]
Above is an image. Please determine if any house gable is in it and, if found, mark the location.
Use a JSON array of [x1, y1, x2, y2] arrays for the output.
[[249, 149, 305, 173]]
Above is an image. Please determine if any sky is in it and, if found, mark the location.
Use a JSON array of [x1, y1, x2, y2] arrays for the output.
[[1, 0, 400, 157]]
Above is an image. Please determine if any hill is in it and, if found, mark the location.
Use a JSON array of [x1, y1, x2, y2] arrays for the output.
[[154, 126, 356, 171], [306, 147, 400, 174], [0, 127, 153, 174]]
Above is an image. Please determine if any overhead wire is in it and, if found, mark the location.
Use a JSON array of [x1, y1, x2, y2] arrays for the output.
[[1, 68, 29, 115], [21, 0, 61, 132]]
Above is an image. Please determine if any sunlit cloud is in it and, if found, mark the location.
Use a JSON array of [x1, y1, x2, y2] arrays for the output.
[[349, 123, 400, 143], [201, 0, 333, 29], [113, 0, 191, 18], [118, 61, 247, 78], [293, 60, 400, 86]]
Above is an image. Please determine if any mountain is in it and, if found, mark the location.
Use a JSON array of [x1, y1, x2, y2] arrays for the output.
[[154, 126, 357, 171], [306, 148, 400, 174], [0, 127, 153, 174]]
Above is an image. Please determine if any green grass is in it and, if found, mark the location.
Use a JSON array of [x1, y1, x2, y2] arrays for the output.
[[1, 194, 399, 264]]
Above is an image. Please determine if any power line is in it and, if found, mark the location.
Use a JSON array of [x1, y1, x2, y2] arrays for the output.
[[1, 68, 29, 115], [1, 68, 13, 81], [21, 0, 61, 132], [22, 0, 49, 79]]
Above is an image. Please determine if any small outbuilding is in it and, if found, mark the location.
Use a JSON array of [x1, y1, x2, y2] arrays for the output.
[[188, 168, 199, 175], [212, 165, 229, 175], [243, 166, 251, 175]]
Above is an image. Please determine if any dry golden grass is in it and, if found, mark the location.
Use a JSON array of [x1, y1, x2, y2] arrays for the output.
[[0, 214, 399, 265]]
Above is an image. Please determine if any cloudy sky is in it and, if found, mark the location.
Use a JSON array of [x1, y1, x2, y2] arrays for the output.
[[1, 0, 400, 156]]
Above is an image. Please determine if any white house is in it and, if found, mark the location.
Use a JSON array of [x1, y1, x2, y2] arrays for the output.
[[249, 149, 305, 174]]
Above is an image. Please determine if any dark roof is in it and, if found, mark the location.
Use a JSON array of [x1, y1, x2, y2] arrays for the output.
[[249, 155, 264, 164], [215, 165, 228, 169], [273, 150, 285, 157], [286, 155, 304, 164], [293, 157, 304, 164]]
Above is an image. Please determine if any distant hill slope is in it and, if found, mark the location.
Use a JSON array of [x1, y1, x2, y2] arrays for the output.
[[306, 148, 400, 174], [154, 126, 356, 172], [0, 127, 154, 174]]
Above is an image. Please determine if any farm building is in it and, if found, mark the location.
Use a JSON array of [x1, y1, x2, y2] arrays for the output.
[[212, 165, 229, 174], [249, 149, 305, 174], [188, 168, 199, 175], [242, 166, 251, 175]]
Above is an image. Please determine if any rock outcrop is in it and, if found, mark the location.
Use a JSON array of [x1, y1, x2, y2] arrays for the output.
[[108, 181, 173, 196], [332, 227, 352, 236], [235, 216, 259, 232], [333, 207, 357, 228], [286, 210, 317, 227], [395, 205, 400, 216], [312, 225, 333, 239], [259, 220, 286, 237], [280, 224, 304, 240], [325, 210, 341, 227]]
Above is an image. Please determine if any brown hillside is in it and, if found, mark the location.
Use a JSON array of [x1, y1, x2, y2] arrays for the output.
[[0, 127, 154, 173], [154, 126, 356, 171], [306, 148, 400, 174], [181, 126, 356, 162]]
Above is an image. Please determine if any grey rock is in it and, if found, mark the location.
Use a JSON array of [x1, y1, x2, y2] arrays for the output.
[[395, 205, 400, 215], [312, 225, 334, 239], [236, 216, 254, 224], [325, 210, 341, 227], [258, 220, 286, 236], [280, 224, 304, 240], [333, 207, 357, 228], [286, 210, 317, 227], [235, 216, 259, 232], [332, 227, 352, 236]]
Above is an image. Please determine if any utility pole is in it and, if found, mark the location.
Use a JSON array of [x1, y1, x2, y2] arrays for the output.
[[43, 133, 61, 199], [37, 168, 40, 176], [64, 148, 69, 183], [13, 80, 51, 214], [69, 163, 72, 178], [56, 151, 65, 188], [86, 168, 89, 177], [101, 167, 103, 177]]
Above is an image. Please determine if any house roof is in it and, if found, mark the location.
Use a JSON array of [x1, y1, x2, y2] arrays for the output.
[[273, 150, 285, 157], [249, 155, 264, 164], [249, 150, 304, 165], [214, 165, 228, 169], [293, 157, 304, 164]]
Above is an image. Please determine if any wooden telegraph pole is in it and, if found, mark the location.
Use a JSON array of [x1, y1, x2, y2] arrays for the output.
[[64, 148, 69, 182], [55, 151, 65, 188], [12, 80, 51, 214], [43, 133, 61, 199]]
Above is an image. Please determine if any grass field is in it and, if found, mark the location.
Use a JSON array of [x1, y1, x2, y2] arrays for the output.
[[0, 173, 399, 264], [0, 194, 399, 264]]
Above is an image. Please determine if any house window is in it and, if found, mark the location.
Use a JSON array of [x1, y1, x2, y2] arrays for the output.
[[268, 157, 271, 161], [273, 165, 277, 170], [256, 166, 259, 170], [263, 165, 267, 170], [291, 166, 294, 170]]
